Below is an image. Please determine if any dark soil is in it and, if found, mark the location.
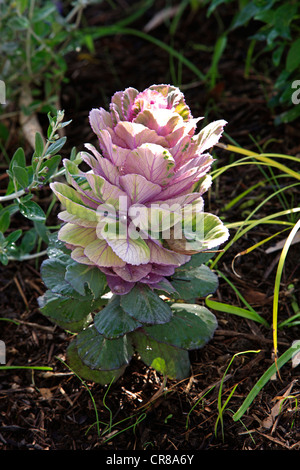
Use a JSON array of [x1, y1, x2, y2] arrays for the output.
[[0, 1, 299, 452]]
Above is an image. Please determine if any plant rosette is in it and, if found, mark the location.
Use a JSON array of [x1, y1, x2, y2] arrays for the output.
[[38, 84, 229, 384]]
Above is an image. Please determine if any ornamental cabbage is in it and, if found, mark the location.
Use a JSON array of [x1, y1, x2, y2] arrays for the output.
[[50, 85, 228, 296]]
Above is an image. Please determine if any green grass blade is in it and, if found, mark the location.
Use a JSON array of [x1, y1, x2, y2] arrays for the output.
[[116, 0, 154, 28], [102, 378, 114, 435], [119, 28, 206, 81], [205, 295, 270, 327], [232, 340, 300, 422], [78, 26, 205, 81], [102, 412, 147, 444], [215, 382, 238, 440], [272, 219, 300, 358], [185, 385, 216, 430], [210, 206, 300, 269], [215, 269, 269, 326], [216, 144, 300, 181], [234, 183, 300, 238], [0, 366, 53, 371], [211, 160, 291, 181], [0, 318, 20, 325], [56, 356, 101, 437], [279, 312, 300, 328], [222, 180, 265, 212], [215, 350, 260, 439], [231, 227, 291, 276], [226, 219, 295, 229]]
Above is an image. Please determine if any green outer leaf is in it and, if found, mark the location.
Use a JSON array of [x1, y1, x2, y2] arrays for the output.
[[230, 3, 259, 30], [144, 303, 217, 350], [32, 4, 57, 23], [52, 313, 93, 333], [286, 38, 300, 72], [94, 295, 142, 339], [273, 3, 297, 39], [35, 132, 44, 157], [207, 0, 230, 16], [46, 137, 67, 156], [0, 253, 8, 265], [67, 340, 126, 385], [12, 165, 29, 189], [65, 261, 107, 298], [41, 257, 66, 285], [20, 228, 37, 254], [171, 264, 219, 301], [75, 326, 133, 371], [9, 147, 26, 171], [120, 284, 173, 324], [274, 104, 300, 125], [19, 200, 46, 222], [5, 229, 22, 245], [38, 289, 95, 325], [130, 330, 191, 380], [34, 221, 49, 244], [183, 248, 219, 267], [40, 258, 86, 298], [41, 155, 61, 182], [7, 15, 29, 30], [47, 232, 72, 259], [0, 211, 10, 233]]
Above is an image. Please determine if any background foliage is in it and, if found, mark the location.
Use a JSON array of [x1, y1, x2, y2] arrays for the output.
[[0, 0, 299, 451]]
